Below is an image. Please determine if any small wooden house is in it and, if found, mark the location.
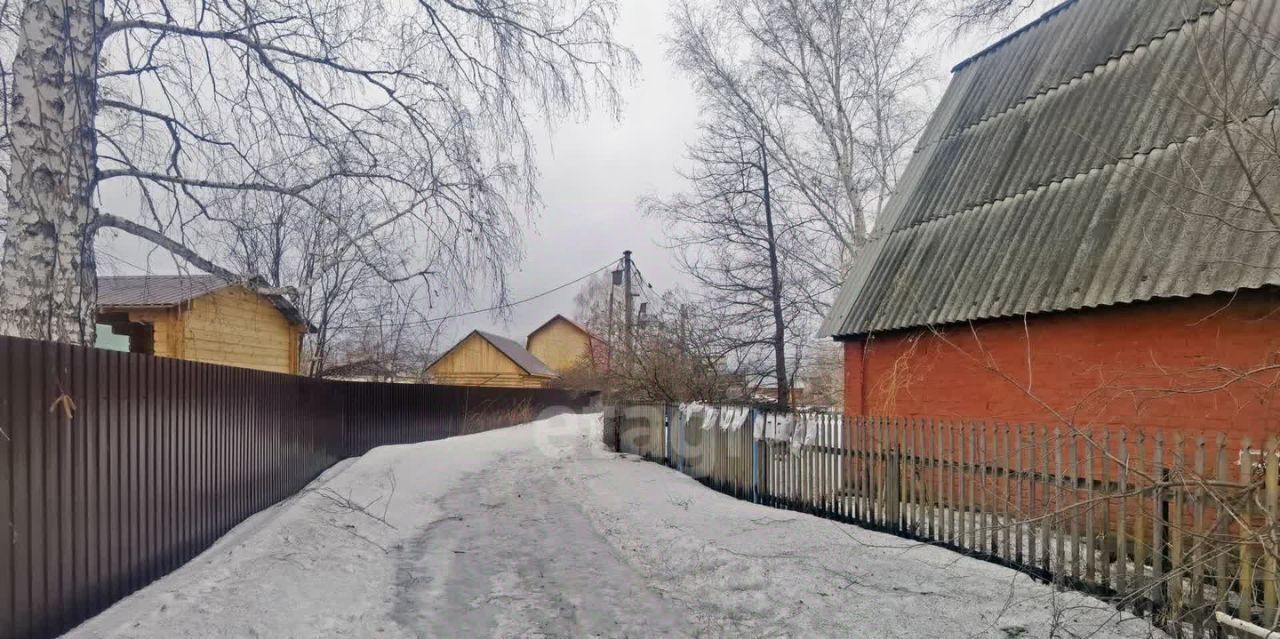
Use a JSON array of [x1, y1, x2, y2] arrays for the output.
[[95, 275, 311, 375], [525, 314, 607, 375], [426, 330, 557, 388]]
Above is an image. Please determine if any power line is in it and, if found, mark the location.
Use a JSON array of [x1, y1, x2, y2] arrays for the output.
[[329, 259, 619, 331], [97, 251, 152, 273], [99, 249, 622, 333], [628, 260, 663, 311]]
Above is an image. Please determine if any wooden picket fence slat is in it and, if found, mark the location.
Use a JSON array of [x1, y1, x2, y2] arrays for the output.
[[612, 405, 1280, 637]]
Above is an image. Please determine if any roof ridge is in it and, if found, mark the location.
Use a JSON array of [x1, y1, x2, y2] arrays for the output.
[[931, 0, 1229, 150], [473, 330, 557, 377], [950, 0, 1079, 73], [897, 103, 1279, 235], [527, 313, 601, 342]]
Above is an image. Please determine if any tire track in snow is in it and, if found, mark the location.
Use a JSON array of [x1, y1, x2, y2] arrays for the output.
[[388, 451, 690, 638]]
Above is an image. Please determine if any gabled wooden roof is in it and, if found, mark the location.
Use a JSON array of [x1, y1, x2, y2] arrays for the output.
[[526, 314, 603, 345], [427, 330, 557, 378]]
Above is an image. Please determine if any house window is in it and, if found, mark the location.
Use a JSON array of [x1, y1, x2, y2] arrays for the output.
[[94, 324, 131, 352], [95, 314, 155, 355]]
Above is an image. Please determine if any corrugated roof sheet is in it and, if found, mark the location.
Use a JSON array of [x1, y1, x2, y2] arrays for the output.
[[824, 0, 1280, 337], [98, 274, 228, 307], [475, 331, 557, 377], [926, 0, 1220, 147], [98, 274, 311, 328]]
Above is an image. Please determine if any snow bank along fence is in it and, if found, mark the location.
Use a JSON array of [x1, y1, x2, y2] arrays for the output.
[[0, 335, 595, 639], [609, 403, 1280, 638]]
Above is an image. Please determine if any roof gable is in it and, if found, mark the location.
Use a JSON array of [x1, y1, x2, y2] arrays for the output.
[[526, 314, 601, 345], [428, 330, 557, 378], [823, 0, 1280, 337], [476, 331, 556, 376]]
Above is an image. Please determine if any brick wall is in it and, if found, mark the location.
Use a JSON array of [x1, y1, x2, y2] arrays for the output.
[[842, 289, 1280, 443]]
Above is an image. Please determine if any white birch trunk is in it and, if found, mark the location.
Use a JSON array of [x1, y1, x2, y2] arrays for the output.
[[0, 0, 104, 344]]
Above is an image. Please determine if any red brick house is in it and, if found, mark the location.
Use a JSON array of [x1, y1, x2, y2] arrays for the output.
[[822, 0, 1280, 443]]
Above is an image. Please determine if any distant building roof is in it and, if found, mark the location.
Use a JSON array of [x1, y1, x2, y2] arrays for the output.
[[474, 331, 557, 377], [427, 330, 558, 378], [823, 0, 1280, 338], [98, 274, 311, 328], [98, 274, 227, 307], [318, 359, 420, 382]]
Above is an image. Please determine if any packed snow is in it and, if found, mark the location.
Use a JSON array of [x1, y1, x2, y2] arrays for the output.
[[67, 411, 1164, 638]]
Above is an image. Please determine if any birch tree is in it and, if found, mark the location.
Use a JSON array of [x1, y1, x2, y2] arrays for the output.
[[0, 0, 634, 343], [645, 113, 816, 409], [669, 0, 931, 269], [658, 0, 932, 405]]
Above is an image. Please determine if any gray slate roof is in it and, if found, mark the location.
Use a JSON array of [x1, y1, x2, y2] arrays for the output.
[[98, 274, 310, 328], [823, 0, 1280, 338], [474, 331, 557, 377]]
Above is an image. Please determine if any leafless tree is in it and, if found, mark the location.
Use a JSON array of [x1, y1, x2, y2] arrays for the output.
[[943, 0, 1051, 37], [645, 115, 812, 409], [568, 278, 757, 403], [657, 0, 933, 409], [312, 283, 448, 380], [620, 305, 761, 404], [668, 0, 932, 264], [0, 0, 636, 344], [196, 171, 457, 376]]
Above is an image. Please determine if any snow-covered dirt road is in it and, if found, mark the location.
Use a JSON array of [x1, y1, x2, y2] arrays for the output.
[[67, 412, 1162, 638]]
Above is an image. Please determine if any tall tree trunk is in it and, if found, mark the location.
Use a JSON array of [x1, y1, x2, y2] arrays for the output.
[[761, 137, 790, 411], [0, 0, 105, 343]]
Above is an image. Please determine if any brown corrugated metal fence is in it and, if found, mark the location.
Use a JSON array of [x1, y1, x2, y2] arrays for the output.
[[0, 335, 594, 639]]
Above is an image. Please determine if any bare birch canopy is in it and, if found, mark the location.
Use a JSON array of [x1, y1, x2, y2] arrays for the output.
[[651, 0, 932, 405], [0, 0, 634, 343]]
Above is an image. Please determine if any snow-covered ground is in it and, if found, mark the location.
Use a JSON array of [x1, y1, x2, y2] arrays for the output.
[[67, 411, 1164, 638]]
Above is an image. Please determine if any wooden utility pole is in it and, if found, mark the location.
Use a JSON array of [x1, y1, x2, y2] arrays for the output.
[[623, 249, 634, 355], [606, 274, 616, 374]]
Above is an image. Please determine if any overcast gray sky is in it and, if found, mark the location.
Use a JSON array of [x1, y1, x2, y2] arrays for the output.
[[94, 0, 1038, 351], [450, 0, 1026, 348], [456, 0, 702, 345]]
